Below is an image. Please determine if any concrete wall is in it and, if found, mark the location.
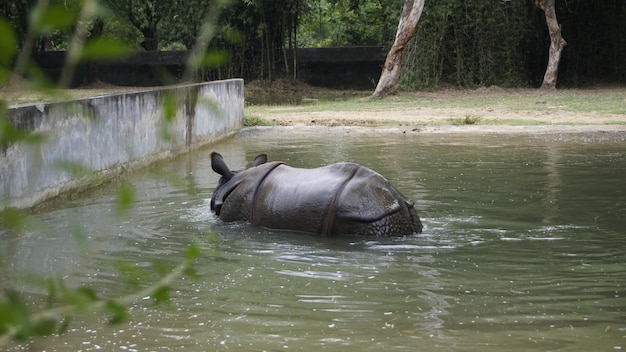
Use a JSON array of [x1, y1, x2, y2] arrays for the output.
[[1, 79, 243, 209]]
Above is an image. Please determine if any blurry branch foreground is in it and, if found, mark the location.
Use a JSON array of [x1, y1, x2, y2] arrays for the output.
[[0, 245, 201, 345], [1, 0, 229, 345]]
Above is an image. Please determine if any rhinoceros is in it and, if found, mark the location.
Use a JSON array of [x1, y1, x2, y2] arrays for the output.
[[209, 152, 423, 237]]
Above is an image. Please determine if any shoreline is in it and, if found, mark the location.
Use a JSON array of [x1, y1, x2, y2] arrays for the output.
[[240, 124, 626, 142]]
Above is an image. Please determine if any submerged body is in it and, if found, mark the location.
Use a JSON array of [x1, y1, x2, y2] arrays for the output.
[[210, 152, 423, 237]]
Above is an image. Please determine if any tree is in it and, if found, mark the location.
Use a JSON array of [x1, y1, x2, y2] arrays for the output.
[[219, 0, 301, 81], [103, 0, 163, 50], [536, 0, 566, 89], [0, 0, 35, 49], [372, 0, 424, 97], [296, 0, 394, 48]]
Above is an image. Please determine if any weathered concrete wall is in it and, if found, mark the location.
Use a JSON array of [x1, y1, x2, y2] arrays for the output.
[[1, 79, 243, 209]]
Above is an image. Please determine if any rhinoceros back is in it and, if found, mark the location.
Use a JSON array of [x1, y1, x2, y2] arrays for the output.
[[252, 162, 420, 236], [251, 163, 357, 233]]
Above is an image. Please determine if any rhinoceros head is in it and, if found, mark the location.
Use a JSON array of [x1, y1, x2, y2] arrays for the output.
[[210, 152, 268, 216]]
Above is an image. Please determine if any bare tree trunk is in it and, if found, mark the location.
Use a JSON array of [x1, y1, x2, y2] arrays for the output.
[[537, 0, 567, 90], [372, 0, 425, 98]]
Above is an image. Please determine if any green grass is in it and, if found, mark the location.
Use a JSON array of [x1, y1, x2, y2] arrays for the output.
[[451, 114, 481, 125], [414, 90, 626, 115], [243, 114, 276, 126]]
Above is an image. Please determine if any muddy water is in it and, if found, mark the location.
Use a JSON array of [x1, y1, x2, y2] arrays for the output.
[[1, 127, 625, 351]]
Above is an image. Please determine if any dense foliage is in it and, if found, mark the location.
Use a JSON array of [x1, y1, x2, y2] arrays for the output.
[[297, 0, 400, 48], [1, 0, 625, 87], [400, 0, 532, 89], [399, 0, 626, 88]]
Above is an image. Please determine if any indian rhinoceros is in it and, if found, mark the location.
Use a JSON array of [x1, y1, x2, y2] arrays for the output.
[[210, 152, 423, 237]]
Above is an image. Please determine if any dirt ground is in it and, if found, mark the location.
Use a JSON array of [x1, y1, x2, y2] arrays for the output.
[[261, 104, 626, 127], [245, 80, 626, 134]]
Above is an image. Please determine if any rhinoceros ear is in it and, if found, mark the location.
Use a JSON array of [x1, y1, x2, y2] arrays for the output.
[[253, 154, 268, 166], [211, 152, 234, 180]]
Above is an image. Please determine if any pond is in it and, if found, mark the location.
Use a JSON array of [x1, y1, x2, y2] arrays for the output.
[[1, 127, 625, 351]]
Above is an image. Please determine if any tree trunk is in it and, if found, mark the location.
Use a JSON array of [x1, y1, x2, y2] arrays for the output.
[[372, 0, 425, 98], [537, 0, 566, 90]]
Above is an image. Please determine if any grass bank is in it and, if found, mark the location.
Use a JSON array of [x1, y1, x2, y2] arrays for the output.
[[244, 86, 626, 127]]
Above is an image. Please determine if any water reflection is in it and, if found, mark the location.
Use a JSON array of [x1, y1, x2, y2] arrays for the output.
[[1, 127, 625, 351]]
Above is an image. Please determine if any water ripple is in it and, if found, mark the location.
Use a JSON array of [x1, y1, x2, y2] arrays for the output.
[[275, 269, 360, 281]]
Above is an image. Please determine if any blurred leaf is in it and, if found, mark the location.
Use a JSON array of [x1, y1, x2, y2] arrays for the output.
[[185, 243, 200, 260], [201, 50, 230, 68], [75, 287, 97, 303], [183, 266, 198, 278], [68, 220, 87, 247], [0, 18, 16, 67], [57, 317, 71, 335], [217, 0, 234, 6], [81, 38, 133, 61], [0, 290, 30, 340], [152, 261, 174, 277], [198, 91, 222, 116], [114, 260, 147, 290], [105, 300, 128, 325], [160, 93, 177, 141], [0, 68, 9, 87], [204, 231, 221, 245], [54, 160, 94, 178], [1, 114, 48, 151], [116, 181, 135, 215], [0, 205, 40, 233], [222, 26, 244, 44], [32, 316, 57, 337], [162, 93, 177, 123], [46, 279, 57, 309], [1, 117, 23, 149], [25, 61, 55, 90], [59, 282, 97, 310], [36, 5, 77, 34], [0, 208, 28, 230], [151, 286, 170, 305]]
